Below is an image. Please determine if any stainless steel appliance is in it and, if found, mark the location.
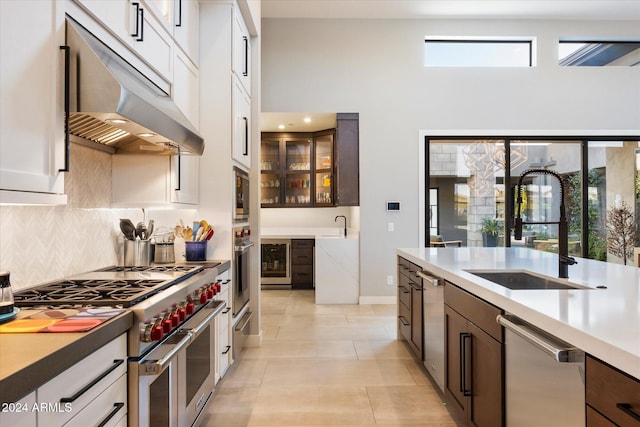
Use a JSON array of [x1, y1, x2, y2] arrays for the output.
[[233, 167, 250, 223], [418, 270, 445, 392], [233, 226, 254, 315], [64, 17, 203, 155], [260, 239, 291, 288], [14, 263, 229, 427], [497, 314, 585, 427]]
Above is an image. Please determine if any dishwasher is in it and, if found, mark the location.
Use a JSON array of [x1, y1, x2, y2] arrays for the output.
[[497, 314, 585, 427], [418, 270, 445, 393]]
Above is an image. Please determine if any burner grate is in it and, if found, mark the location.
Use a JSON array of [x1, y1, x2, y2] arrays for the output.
[[14, 279, 167, 308]]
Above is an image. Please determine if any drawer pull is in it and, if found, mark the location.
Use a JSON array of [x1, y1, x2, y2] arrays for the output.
[[97, 402, 125, 427], [60, 359, 124, 403], [222, 345, 231, 355], [223, 308, 231, 314], [399, 316, 409, 326], [399, 287, 409, 294], [617, 403, 640, 421]]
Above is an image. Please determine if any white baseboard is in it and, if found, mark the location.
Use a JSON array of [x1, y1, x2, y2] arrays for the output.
[[359, 295, 396, 305]]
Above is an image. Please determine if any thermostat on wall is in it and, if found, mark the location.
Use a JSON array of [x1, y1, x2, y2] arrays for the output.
[[386, 201, 400, 211]]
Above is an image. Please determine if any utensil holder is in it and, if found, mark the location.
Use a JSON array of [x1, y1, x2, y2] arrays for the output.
[[185, 241, 207, 261], [153, 242, 175, 264], [123, 239, 152, 266]]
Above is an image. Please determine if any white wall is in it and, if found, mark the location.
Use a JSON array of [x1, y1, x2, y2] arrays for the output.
[[261, 18, 640, 297]]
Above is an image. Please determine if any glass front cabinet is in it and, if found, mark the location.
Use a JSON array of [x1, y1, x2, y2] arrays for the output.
[[261, 130, 335, 208]]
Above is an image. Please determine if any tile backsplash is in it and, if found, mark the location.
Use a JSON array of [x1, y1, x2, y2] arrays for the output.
[[0, 144, 131, 291]]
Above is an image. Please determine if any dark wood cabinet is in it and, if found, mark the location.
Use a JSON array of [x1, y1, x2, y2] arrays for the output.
[[397, 257, 423, 360], [291, 239, 314, 289], [261, 114, 359, 208], [444, 283, 504, 427], [335, 113, 359, 206], [586, 355, 640, 427]]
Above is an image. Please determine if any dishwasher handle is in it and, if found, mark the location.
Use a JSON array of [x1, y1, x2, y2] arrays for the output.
[[497, 315, 583, 363], [416, 270, 441, 286]]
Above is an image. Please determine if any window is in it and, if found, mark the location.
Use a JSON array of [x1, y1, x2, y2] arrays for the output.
[[424, 38, 534, 67], [559, 40, 640, 66]]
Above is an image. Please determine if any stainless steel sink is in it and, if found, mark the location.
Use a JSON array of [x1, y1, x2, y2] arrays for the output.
[[466, 270, 590, 290]]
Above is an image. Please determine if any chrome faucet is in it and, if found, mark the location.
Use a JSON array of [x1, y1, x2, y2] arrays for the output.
[[335, 215, 347, 237], [514, 169, 577, 279]]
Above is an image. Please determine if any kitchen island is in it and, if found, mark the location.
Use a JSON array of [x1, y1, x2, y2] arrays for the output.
[[397, 246, 640, 381]]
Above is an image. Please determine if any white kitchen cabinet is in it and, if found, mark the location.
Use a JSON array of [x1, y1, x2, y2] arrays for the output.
[[38, 334, 127, 427], [131, 2, 174, 82], [232, 7, 251, 96], [0, 391, 36, 427], [215, 268, 232, 381], [173, 0, 200, 66], [71, 0, 174, 85], [232, 77, 251, 169], [112, 155, 199, 206], [174, 47, 200, 128], [0, 0, 67, 205]]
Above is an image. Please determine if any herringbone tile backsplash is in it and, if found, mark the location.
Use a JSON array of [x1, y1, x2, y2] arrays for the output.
[[0, 144, 134, 291]]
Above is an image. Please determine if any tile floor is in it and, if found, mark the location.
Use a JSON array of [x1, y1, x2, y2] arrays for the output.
[[201, 289, 462, 426]]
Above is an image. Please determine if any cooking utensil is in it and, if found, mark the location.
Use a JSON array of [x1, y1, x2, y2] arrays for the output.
[[183, 227, 193, 241], [203, 227, 214, 241], [147, 220, 154, 239], [192, 222, 200, 240], [136, 222, 148, 240], [119, 219, 136, 240], [195, 227, 204, 241]]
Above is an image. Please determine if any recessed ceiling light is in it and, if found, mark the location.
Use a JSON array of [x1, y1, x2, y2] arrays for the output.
[[137, 132, 156, 138], [304, 117, 311, 123], [107, 118, 129, 124], [278, 124, 285, 129]]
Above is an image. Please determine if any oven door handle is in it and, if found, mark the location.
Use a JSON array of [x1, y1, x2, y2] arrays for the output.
[[234, 242, 255, 253], [138, 331, 191, 376], [183, 301, 226, 337]]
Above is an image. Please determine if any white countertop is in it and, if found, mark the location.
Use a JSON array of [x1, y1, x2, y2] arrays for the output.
[[261, 227, 359, 240], [397, 247, 640, 380]]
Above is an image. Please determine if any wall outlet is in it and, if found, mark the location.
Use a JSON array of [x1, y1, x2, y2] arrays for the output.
[[388, 222, 394, 232], [387, 275, 394, 285]]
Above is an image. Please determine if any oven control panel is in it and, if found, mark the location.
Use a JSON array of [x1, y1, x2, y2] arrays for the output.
[[139, 280, 225, 342]]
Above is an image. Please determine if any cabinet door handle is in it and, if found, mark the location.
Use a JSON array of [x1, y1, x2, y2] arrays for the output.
[[97, 402, 125, 427], [399, 287, 409, 294], [222, 308, 231, 314], [59, 45, 70, 173], [617, 403, 640, 421], [175, 156, 181, 191], [175, 0, 182, 27], [243, 36, 249, 77], [243, 116, 249, 155], [222, 345, 231, 355], [399, 316, 409, 326], [131, 2, 140, 37], [137, 7, 145, 42], [460, 333, 472, 397], [60, 359, 124, 403]]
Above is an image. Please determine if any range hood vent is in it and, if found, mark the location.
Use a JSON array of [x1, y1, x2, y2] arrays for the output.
[[65, 17, 204, 155]]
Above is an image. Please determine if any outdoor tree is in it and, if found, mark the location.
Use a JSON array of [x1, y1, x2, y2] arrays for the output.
[[606, 199, 639, 265]]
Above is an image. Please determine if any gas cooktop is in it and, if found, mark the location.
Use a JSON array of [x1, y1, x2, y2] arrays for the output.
[[13, 265, 204, 309]]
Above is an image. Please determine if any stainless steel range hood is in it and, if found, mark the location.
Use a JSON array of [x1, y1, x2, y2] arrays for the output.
[[65, 17, 204, 155]]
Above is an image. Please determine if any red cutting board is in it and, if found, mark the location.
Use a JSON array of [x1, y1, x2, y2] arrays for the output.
[[45, 318, 104, 332]]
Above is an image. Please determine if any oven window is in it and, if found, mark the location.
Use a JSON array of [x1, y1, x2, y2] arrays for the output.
[[150, 367, 171, 427], [187, 324, 211, 403]]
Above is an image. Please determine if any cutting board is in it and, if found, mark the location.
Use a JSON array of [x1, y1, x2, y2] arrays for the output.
[[0, 308, 126, 333]]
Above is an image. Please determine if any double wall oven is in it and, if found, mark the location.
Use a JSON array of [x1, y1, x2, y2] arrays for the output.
[[14, 263, 229, 427]]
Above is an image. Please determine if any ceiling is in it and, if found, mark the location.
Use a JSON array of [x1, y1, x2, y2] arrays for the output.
[[261, 0, 640, 21], [261, 112, 337, 132]]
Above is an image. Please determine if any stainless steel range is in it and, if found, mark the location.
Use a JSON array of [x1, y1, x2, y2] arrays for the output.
[[14, 263, 228, 427]]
